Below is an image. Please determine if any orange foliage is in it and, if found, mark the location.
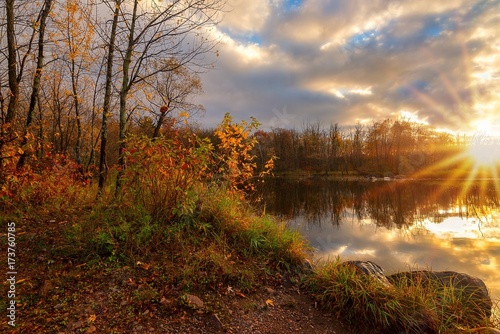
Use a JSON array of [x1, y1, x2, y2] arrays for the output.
[[1, 151, 91, 211], [120, 133, 213, 221], [213, 113, 275, 194]]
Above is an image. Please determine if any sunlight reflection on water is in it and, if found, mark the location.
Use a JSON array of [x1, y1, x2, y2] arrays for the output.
[[258, 178, 500, 312], [298, 214, 500, 302]]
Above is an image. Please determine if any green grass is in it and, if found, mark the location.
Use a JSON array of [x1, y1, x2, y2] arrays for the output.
[[48, 184, 308, 293]]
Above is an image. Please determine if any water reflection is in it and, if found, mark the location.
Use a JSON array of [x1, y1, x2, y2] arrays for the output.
[[256, 178, 500, 303]]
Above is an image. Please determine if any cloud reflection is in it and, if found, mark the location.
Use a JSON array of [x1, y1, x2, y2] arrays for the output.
[[257, 179, 500, 304]]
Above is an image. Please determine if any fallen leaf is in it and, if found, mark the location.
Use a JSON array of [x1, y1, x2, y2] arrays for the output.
[[71, 320, 85, 330], [88, 314, 96, 322], [235, 291, 246, 298], [136, 261, 150, 270], [265, 299, 274, 307], [86, 325, 96, 333]]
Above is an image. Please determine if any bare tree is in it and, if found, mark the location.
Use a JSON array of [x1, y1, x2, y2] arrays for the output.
[[1, 1, 41, 175], [143, 61, 204, 138], [98, 0, 121, 195], [0, 0, 20, 176], [114, 0, 225, 194], [17, 0, 54, 169], [4, 0, 17, 124]]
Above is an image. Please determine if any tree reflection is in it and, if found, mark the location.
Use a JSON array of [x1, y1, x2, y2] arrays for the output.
[[255, 179, 500, 231]]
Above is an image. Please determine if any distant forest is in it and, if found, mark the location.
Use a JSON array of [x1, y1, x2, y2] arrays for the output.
[[235, 119, 483, 178]]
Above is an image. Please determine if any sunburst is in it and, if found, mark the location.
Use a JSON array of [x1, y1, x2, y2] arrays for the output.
[[467, 135, 500, 170], [400, 34, 500, 200]]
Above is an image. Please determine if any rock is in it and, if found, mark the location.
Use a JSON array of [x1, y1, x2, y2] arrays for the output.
[[265, 287, 277, 295], [209, 313, 224, 332], [185, 294, 204, 309], [342, 261, 493, 332], [388, 270, 492, 321], [342, 260, 392, 287], [343, 261, 432, 333], [291, 258, 314, 275]]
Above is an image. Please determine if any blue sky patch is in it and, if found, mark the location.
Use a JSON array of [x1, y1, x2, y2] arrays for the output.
[[345, 29, 378, 50], [220, 27, 263, 45], [282, 0, 303, 12]]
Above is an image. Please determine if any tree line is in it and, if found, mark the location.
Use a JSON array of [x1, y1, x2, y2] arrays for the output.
[[249, 119, 473, 177]]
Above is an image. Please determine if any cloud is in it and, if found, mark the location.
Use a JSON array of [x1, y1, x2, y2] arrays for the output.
[[221, 0, 271, 34], [196, 0, 500, 134]]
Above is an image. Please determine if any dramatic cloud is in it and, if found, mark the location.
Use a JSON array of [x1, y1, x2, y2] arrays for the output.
[[196, 0, 500, 134]]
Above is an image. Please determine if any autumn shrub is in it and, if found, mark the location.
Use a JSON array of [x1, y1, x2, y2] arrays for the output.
[[0, 152, 91, 215], [119, 133, 213, 222], [212, 113, 275, 194], [119, 114, 275, 222]]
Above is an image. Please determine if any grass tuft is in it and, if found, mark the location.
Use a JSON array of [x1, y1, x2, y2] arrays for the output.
[[303, 258, 498, 333]]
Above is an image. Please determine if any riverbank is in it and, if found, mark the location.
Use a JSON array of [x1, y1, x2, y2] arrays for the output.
[[1, 127, 498, 333], [0, 186, 354, 333]]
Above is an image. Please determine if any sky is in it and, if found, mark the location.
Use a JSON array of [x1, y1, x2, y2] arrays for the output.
[[195, 0, 500, 135]]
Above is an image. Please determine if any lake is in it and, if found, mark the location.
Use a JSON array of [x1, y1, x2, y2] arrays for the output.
[[256, 177, 500, 306]]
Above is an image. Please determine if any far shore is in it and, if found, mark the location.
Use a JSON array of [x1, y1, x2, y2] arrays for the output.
[[270, 171, 500, 182]]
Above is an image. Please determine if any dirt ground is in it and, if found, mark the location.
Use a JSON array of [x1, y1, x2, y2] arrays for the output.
[[1, 218, 353, 334], [160, 284, 352, 334]]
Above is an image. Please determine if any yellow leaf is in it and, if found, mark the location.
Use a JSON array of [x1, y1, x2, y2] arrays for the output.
[[265, 299, 274, 307], [88, 314, 96, 322]]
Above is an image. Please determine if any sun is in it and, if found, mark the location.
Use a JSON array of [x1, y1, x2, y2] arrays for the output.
[[466, 135, 500, 168]]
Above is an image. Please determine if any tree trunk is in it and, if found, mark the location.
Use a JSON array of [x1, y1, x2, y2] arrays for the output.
[[72, 62, 83, 166], [17, 0, 53, 169], [115, 0, 138, 196], [5, 0, 18, 125], [0, 0, 18, 179], [153, 113, 166, 139], [98, 0, 121, 195]]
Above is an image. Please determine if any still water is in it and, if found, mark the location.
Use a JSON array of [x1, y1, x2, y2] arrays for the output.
[[257, 178, 500, 303]]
